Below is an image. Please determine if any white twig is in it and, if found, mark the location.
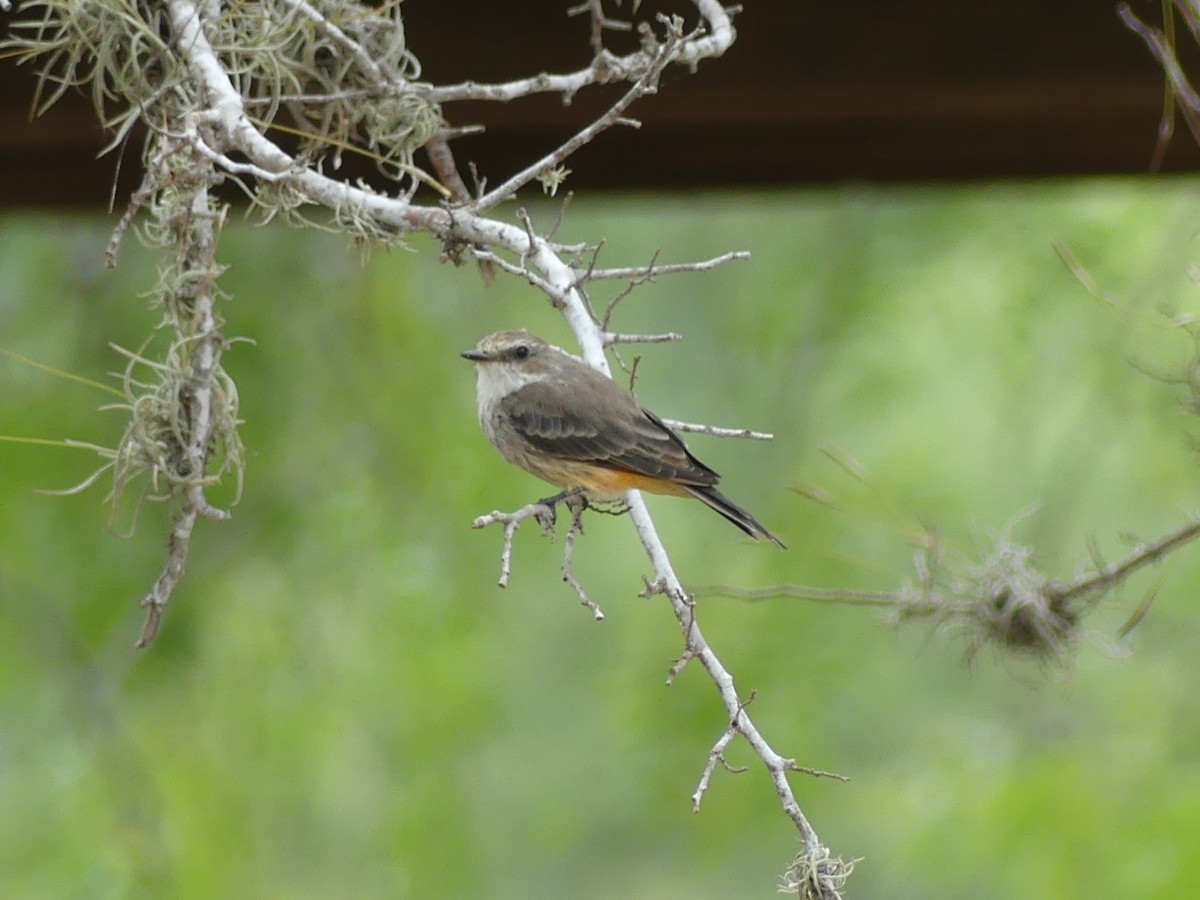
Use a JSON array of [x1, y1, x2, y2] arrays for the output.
[[692, 725, 746, 811], [470, 18, 687, 213], [562, 503, 605, 620], [661, 419, 775, 441], [472, 501, 557, 587], [603, 331, 683, 345], [276, 0, 394, 85], [584, 250, 751, 282], [472, 498, 604, 619], [243, 89, 373, 106], [425, 0, 734, 105], [568, 0, 634, 58], [590, 249, 752, 331], [469, 248, 568, 306], [625, 494, 835, 876]]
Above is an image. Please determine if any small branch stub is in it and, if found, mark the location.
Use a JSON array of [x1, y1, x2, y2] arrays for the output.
[[472, 498, 604, 619], [561, 499, 605, 620], [472, 501, 558, 588]]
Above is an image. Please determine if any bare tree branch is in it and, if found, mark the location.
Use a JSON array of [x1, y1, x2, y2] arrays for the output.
[[472, 501, 558, 588], [7, 0, 844, 890], [1120, 4, 1200, 145], [661, 419, 775, 441], [134, 175, 235, 646], [470, 17, 686, 213], [693, 719, 747, 811], [561, 501, 605, 620], [603, 330, 683, 345], [1053, 516, 1200, 605], [702, 515, 1200, 667], [425, 0, 737, 104], [568, 0, 634, 59], [583, 250, 751, 282], [276, 0, 396, 84]]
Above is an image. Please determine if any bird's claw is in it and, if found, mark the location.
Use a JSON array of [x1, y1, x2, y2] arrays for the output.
[[535, 487, 587, 534]]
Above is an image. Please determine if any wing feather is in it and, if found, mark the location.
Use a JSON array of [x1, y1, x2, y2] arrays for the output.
[[501, 379, 718, 487]]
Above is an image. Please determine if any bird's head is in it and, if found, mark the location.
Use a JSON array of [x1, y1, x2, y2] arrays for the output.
[[462, 330, 562, 403], [462, 330, 554, 370]]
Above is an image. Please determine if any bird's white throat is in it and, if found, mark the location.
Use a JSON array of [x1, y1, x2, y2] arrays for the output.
[[473, 360, 541, 423]]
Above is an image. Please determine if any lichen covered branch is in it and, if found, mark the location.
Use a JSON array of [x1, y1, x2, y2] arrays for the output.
[[4, 0, 841, 890]]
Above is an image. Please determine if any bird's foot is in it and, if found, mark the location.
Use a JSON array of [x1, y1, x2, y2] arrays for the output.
[[534, 487, 587, 533]]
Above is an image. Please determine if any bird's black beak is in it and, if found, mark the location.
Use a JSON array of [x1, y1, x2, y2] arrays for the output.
[[461, 348, 491, 362]]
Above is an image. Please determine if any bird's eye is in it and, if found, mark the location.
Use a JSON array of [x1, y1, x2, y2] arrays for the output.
[[513, 345, 530, 360]]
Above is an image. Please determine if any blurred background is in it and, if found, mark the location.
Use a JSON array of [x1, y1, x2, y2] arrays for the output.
[[5, 0, 1200, 895], [4, 180, 1200, 898]]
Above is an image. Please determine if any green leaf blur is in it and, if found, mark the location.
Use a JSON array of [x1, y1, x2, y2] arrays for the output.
[[3, 179, 1200, 898]]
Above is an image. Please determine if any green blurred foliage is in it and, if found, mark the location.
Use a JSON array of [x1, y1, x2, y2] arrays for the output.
[[3, 180, 1200, 898]]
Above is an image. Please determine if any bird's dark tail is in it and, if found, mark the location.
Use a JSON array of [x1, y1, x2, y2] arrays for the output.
[[684, 485, 786, 549]]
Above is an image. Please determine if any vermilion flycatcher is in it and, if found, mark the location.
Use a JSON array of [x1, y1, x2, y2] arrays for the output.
[[463, 330, 785, 547]]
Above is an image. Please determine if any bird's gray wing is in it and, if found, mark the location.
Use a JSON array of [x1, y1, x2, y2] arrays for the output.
[[500, 379, 719, 486]]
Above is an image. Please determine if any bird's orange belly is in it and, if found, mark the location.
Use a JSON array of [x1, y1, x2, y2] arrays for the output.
[[531, 458, 689, 500]]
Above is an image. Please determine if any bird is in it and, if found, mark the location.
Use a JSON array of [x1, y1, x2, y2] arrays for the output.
[[462, 329, 785, 547]]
